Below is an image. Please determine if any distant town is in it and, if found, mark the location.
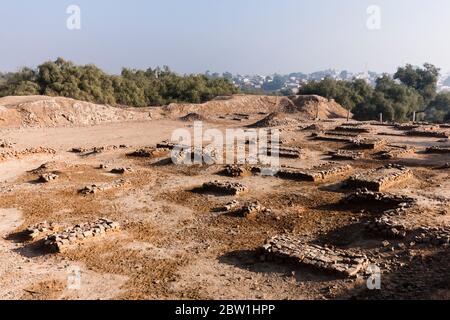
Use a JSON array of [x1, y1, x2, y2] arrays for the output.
[[205, 69, 450, 95]]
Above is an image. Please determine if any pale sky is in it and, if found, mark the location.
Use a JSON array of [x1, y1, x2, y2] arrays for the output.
[[1, 0, 450, 75]]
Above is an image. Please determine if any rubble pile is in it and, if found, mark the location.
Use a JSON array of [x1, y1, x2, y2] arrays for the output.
[[347, 164, 412, 191], [110, 167, 133, 174], [78, 179, 129, 194], [367, 213, 408, 238], [223, 165, 253, 177], [236, 202, 271, 219], [277, 163, 353, 182], [202, 180, 249, 195], [43, 218, 120, 252], [262, 234, 369, 277], [127, 147, 170, 158], [38, 173, 59, 183]]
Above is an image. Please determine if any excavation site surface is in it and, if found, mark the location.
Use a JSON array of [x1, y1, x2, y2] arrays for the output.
[[0, 95, 449, 300]]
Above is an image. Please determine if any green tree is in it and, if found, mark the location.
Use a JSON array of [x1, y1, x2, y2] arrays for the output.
[[426, 91, 450, 122], [394, 63, 440, 105]]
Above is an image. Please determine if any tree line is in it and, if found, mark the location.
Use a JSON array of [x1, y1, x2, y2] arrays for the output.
[[0, 58, 238, 107], [298, 63, 450, 122]]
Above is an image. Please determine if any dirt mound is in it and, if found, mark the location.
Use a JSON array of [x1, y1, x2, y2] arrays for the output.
[[283, 95, 351, 119], [0, 96, 151, 128], [180, 112, 205, 122], [164, 94, 350, 121], [164, 95, 292, 117], [249, 112, 300, 127]]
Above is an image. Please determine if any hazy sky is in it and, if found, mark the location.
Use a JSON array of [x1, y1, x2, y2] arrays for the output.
[[1, 0, 450, 75]]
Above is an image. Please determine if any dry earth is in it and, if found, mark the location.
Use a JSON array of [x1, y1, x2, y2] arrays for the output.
[[0, 95, 449, 300]]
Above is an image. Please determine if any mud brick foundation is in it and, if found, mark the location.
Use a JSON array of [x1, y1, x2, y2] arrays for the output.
[[347, 164, 412, 191], [24, 222, 60, 241], [425, 146, 450, 154], [43, 219, 120, 253], [277, 163, 353, 182], [342, 188, 416, 207], [202, 181, 249, 195], [262, 234, 369, 277], [378, 146, 416, 159], [350, 138, 387, 150], [127, 147, 170, 158], [333, 125, 372, 133], [261, 146, 307, 159], [406, 128, 449, 138], [324, 131, 360, 138], [312, 134, 358, 143], [330, 150, 365, 160]]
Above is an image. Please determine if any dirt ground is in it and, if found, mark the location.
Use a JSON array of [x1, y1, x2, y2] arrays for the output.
[[0, 115, 449, 300]]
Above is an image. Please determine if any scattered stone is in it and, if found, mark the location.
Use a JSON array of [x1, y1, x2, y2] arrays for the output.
[[0, 140, 14, 148], [216, 200, 240, 212], [346, 164, 412, 191], [262, 234, 369, 277], [43, 218, 120, 253], [0, 147, 56, 162], [78, 179, 129, 194]]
